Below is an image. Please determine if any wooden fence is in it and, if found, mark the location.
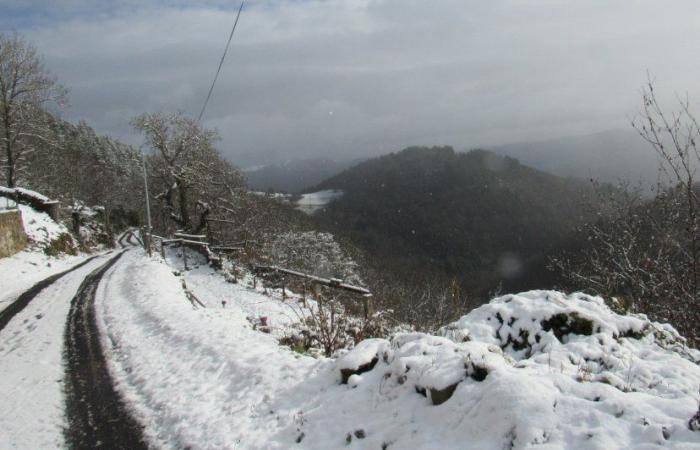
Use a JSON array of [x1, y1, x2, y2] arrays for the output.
[[143, 228, 373, 315]]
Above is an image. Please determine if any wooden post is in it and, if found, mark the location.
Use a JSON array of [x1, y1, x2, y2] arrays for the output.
[[206, 219, 212, 245], [144, 228, 152, 257], [363, 296, 373, 320], [182, 241, 189, 270]]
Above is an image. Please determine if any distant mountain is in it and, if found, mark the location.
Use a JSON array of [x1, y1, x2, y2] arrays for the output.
[[312, 146, 597, 296], [491, 129, 660, 189], [244, 158, 361, 193]]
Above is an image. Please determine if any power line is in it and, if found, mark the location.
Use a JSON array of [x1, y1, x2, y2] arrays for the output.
[[197, 0, 246, 122]]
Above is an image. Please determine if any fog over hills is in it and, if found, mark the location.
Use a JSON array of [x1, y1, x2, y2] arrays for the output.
[[244, 157, 360, 194], [244, 128, 661, 195], [491, 129, 660, 189]]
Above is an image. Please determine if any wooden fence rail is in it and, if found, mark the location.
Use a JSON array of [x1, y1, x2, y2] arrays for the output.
[[254, 265, 371, 296], [145, 231, 374, 315]]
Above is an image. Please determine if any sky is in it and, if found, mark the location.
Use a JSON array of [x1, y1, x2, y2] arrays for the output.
[[2, 0, 700, 166]]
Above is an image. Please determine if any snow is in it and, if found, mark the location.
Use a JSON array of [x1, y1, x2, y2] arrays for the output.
[[0, 254, 113, 450], [251, 191, 293, 201], [96, 250, 327, 449], [14, 187, 50, 202], [334, 291, 700, 448], [0, 250, 85, 313], [296, 189, 343, 214], [0, 186, 52, 203], [16, 203, 69, 246], [3, 234, 699, 449], [337, 338, 389, 373], [0, 188, 68, 247], [0, 204, 84, 313], [95, 253, 700, 449]]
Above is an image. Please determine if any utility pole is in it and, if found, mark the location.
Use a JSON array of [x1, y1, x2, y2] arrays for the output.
[[142, 155, 153, 256]]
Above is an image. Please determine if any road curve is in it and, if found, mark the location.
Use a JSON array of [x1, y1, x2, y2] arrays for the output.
[[63, 250, 149, 450]]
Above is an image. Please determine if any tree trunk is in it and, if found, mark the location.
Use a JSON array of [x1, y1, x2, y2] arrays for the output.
[[4, 111, 14, 188], [177, 182, 190, 231]]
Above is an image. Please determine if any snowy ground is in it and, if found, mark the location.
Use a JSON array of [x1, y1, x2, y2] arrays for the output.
[[0, 254, 113, 449], [15, 203, 68, 246], [95, 251, 700, 449], [0, 204, 85, 313], [2, 203, 699, 450], [0, 251, 85, 313]]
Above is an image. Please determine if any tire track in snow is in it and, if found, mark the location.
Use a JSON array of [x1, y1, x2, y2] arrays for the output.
[[0, 254, 102, 333], [63, 250, 148, 450]]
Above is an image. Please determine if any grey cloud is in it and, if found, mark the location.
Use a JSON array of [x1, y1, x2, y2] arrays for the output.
[[7, 0, 700, 166]]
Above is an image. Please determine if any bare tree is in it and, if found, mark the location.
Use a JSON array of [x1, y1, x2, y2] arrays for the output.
[[633, 79, 700, 299], [132, 112, 234, 232], [552, 80, 700, 345], [0, 33, 66, 187]]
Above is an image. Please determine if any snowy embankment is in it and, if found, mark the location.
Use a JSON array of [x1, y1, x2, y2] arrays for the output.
[[0, 204, 84, 312], [0, 254, 113, 449], [98, 252, 700, 449]]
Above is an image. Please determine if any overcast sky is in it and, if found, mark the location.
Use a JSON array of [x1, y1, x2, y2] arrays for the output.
[[2, 0, 700, 166]]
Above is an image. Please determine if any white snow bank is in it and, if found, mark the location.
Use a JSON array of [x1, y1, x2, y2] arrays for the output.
[[96, 252, 700, 449], [0, 250, 85, 312], [14, 187, 50, 202], [337, 290, 700, 448], [97, 251, 330, 449], [296, 190, 343, 214], [0, 186, 50, 202], [17, 204, 70, 247], [0, 203, 80, 310]]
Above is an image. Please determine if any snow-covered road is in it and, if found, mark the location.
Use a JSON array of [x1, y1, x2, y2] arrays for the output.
[[0, 252, 114, 449], [0, 251, 88, 315], [97, 250, 329, 449]]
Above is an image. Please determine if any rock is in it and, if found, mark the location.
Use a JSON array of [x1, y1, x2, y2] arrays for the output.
[[689, 407, 700, 431], [429, 382, 460, 405], [541, 312, 594, 341], [340, 357, 378, 384], [467, 363, 489, 382]]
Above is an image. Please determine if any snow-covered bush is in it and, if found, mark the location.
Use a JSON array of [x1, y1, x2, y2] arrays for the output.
[[67, 202, 115, 250], [334, 290, 700, 446], [281, 298, 400, 357], [15, 203, 77, 255], [262, 231, 363, 285]]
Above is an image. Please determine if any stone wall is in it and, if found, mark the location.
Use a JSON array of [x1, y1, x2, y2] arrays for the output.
[[0, 209, 28, 258]]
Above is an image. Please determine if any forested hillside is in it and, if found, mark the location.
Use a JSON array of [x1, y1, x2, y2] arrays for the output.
[[312, 146, 596, 297]]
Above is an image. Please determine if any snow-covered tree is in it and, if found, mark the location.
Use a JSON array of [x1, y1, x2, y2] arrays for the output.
[[0, 33, 66, 187], [553, 81, 700, 346], [263, 231, 363, 285], [132, 112, 244, 233]]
